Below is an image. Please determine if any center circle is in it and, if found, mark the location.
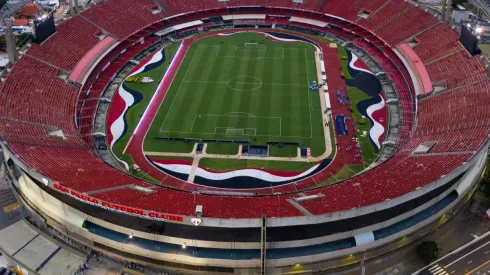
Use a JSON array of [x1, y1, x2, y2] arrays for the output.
[[227, 75, 263, 91]]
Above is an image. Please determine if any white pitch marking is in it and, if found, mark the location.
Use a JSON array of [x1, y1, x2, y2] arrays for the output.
[[181, 80, 303, 86], [279, 117, 282, 137], [159, 45, 200, 132], [159, 131, 308, 139], [222, 112, 255, 117], [189, 115, 197, 133], [159, 45, 317, 141], [304, 48, 313, 138]]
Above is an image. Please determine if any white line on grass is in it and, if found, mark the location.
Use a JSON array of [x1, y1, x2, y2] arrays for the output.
[[196, 114, 281, 119], [223, 112, 255, 117], [160, 131, 310, 139], [220, 56, 282, 60], [215, 46, 220, 57], [189, 114, 197, 133], [159, 130, 309, 139], [197, 45, 305, 50], [305, 48, 313, 138], [176, 114, 283, 137], [181, 80, 303, 86], [280, 117, 282, 137], [159, 46, 200, 132]]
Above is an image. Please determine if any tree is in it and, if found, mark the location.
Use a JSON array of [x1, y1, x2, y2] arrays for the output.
[[417, 241, 439, 264]]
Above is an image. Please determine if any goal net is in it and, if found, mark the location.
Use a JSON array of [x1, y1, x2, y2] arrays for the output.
[[245, 43, 259, 48], [226, 128, 245, 137]]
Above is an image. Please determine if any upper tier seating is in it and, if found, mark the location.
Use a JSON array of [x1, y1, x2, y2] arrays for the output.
[[162, 0, 227, 14], [161, 0, 324, 14], [294, 0, 324, 11], [412, 24, 462, 64], [426, 51, 488, 89], [81, 0, 165, 39], [27, 16, 100, 71], [321, 0, 389, 22], [408, 80, 490, 152], [0, 57, 78, 133], [375, 8, 439, 46], [357, 1, 412, 32]]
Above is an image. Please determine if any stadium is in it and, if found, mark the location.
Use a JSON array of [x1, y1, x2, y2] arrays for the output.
[[0, 0, 489, 274]]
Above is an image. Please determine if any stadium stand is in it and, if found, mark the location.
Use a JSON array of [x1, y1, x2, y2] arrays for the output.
[[0, 1, 488, 220], [425, 51, 488, 89], [357, 0, 412, 32], [80, 0, 165, 39], [375, 8, 439, 46], [301, 152, 470, 215], [321, 0, 389, 22], [1, 2, 490, 272], [26, 16, 101, 71], [412, 23, 463, 64], [7, 143, 153, 193], [408, 80, 490, 152], [0, 56, 78, 133], [161, 0, 226, 14]]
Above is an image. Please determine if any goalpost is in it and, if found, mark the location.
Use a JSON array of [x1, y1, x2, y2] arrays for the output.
[[226, 128, 245, 137], [245, 43, 259, 48], [224, 128, 257, 137]]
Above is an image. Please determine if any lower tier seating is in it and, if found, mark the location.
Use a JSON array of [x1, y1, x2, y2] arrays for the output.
[[301, 152, 471, 215]]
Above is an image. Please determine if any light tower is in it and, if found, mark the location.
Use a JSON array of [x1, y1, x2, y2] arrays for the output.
[[4, 23, 19, 64], [70, 0, 80, 15], [445, 0, 452, 23], [0, 0, 35, 64]]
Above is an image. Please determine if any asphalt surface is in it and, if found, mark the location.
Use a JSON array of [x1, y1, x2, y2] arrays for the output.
[[417, 233, 490, 275]]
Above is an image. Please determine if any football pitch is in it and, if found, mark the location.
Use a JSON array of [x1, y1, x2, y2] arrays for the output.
[[144, 33, 326, 156]]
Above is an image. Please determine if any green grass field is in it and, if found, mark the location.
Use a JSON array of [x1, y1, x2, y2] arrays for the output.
[[105, 32, 388, 184], [143, 33, 326, 157]]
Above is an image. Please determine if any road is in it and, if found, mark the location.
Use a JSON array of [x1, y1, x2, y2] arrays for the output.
[[416, 233, 490, 275]]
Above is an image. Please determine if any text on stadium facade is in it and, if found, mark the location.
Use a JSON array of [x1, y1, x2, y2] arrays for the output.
[[53, 183, 184, 222]]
